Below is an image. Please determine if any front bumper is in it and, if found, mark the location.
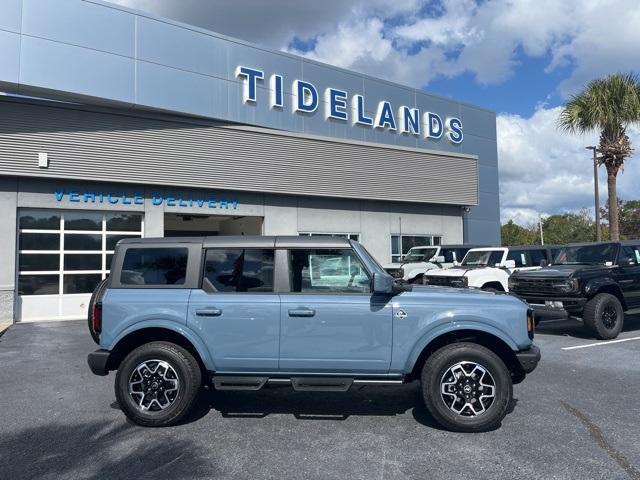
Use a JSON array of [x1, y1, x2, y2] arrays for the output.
[[512, 294, 587, 321], [88, 349, 111, 376], [515, 344, 541, 374]]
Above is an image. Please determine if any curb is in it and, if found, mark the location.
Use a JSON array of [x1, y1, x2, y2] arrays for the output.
[[0, 321, 13, 337]]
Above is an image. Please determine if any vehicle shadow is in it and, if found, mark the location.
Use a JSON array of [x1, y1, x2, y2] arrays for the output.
[[0, 420, 213, 480], [536, 313, 640, 339], [182, 382, 517, 433]]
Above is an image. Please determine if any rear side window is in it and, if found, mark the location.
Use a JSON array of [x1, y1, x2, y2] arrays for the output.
[[507, 250, 531, 267], [619, 246, 639, 265], [203, 249, 274, 292], [121, 248, 188, 285], [529, 249, 548, 266]]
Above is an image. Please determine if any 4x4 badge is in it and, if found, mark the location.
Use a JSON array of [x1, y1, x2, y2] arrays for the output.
[[395, 309, 407, 320]]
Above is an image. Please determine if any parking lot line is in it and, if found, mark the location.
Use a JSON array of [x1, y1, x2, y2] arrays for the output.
[[562, 336, 640, 351]]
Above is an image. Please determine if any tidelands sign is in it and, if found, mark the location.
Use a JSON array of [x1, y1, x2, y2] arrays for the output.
[[236, 65, 464, 145]]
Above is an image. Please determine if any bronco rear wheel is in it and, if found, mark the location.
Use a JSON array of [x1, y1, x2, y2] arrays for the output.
[[421, 342, 512, 432], [115, 341, 202, 427]]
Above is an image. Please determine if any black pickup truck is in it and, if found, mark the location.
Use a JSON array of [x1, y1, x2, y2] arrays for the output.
[[509, 241, 640, 339]]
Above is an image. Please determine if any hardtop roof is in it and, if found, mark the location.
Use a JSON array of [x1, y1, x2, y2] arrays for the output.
[[118, 235, 352, 249]]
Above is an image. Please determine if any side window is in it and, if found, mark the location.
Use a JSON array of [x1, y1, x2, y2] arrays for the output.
[[507, 250, 530, 267], [441, 249, 456, 263], [619, 246, 638, 266], [203, 249, 274, 292], [289, 249, 371, 294], [529, 249, 548, 266], [121, 248, 188, 285]]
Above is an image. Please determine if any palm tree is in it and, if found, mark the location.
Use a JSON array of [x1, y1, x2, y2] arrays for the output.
[[558, 73, 640, 240]]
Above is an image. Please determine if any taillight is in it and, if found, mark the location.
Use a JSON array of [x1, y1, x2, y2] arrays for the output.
[[92, 302, 102, 335]]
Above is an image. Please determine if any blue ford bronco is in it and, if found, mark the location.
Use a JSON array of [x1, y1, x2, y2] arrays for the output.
[[87, 236, 539, 432]]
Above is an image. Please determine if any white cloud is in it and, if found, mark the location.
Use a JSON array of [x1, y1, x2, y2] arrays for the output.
[[497, 107, 640, 225]]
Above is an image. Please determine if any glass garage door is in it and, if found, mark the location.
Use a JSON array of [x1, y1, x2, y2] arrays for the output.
[[17, 210, 143, 321]]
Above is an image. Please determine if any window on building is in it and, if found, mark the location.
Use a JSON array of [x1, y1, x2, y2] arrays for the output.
[[17, 210, 143, 296], [299, 232, 360, 241], [121, 248, 188, 285], [289, 249, 370, 294], [390, 234, 443, 263], [203, 249, 275, 292]]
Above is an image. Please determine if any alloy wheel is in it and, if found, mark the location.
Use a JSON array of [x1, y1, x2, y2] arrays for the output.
[[440, 361, 496, 417], [128, 360, 180, 412]]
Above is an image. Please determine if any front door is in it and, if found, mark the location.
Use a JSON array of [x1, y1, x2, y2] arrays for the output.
[[279, 248, 393, 374], [615, 245, 640, 309], [187, 248, 280, 372]]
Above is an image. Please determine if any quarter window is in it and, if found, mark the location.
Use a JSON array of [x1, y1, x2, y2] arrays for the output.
[[121, 248, 188, 285], [203, 249, 275, 292], [289, 249, 370, 294]]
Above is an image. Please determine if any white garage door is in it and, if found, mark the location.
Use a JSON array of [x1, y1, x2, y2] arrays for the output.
[[16, 209, 143, 321]]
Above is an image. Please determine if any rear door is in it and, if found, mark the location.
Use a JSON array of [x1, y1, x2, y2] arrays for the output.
[[187, 248, 280, 372], [615, 245, 640, 308], [279, 248, 393, 374]]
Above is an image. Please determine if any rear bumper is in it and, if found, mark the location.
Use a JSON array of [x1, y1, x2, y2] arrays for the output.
[[87, 349, 111, 376], [515, 344, 541, 374]]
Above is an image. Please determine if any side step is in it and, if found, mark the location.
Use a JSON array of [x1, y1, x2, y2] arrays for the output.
[[213, 376, 268, 391], [291, 377, 353, 392]]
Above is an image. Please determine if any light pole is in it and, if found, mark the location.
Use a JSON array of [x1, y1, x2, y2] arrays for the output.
[[586, 146, 601, 241]]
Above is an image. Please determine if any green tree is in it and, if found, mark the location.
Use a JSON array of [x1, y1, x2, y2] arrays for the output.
[[541, 210, 596, 245], [501, 220, 537, 246], [601, 199, 640, 239], [558, 73, 640, 241]]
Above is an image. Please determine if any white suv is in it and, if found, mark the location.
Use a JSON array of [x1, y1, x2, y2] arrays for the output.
[[423, 246, 552, 291], [383, 245, 480, 283]]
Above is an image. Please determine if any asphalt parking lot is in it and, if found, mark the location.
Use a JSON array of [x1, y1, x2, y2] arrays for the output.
[[1, 317, 639, 480]]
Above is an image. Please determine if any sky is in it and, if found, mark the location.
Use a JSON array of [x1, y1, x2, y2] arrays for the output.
[[110, 0, 640, 226]]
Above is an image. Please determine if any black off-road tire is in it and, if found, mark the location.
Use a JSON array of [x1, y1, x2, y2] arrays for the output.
[[583, 293, 624, 340], [421, 342, 513, 432], [115, 342, 202, 427], [87, 278, 109, 344]]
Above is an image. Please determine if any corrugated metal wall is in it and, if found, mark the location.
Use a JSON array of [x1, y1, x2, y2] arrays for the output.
[[0, 101, 478, 206]]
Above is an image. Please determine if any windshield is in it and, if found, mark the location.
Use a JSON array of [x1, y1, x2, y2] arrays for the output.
[[554, 244, 618, 265], [462, 250, 504, 267], [403, 248, 438, 263]]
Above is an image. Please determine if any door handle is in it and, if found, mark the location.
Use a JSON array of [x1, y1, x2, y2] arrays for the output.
[[288, 308, 316, 317], [195, 308, 223, 317]]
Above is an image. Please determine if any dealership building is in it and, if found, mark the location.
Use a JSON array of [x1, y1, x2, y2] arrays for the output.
[[0, 0, 500, 322]]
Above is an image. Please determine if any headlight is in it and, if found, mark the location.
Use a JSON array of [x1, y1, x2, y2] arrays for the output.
[[553, 278, 579, 292]]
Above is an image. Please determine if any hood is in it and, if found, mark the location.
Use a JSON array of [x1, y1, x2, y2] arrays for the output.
[[383, 262, 403, 269], [512, 264, 607, 279], [425, 268, 467, 278]]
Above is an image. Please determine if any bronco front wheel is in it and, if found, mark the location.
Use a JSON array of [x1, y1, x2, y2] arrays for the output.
[[421, 342, 512, 432], [115, 342, 202, 427]]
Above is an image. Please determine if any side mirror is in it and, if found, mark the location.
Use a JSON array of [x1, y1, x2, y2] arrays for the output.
[[503, 260, 516, 269], [539, 259, 548, 268], [372, 272, 394, 294], [434, 255, 445, 263], [453, 261, 460, 267]]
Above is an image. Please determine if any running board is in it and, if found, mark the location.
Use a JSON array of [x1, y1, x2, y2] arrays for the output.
[[212, 375, 404, 391]]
